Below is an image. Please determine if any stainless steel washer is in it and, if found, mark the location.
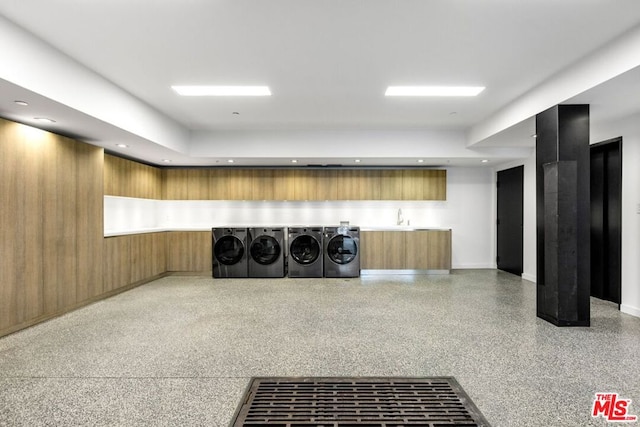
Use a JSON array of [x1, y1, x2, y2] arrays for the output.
[[212, 228, 248, 278], [323, 226, 360, 278], [288, 227, 323, 278], [248, 227, 286, 278]]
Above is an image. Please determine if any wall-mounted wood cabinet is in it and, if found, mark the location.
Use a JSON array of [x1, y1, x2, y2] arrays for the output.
[[360, 230, 451, 271], [161, 168, 446, 201]]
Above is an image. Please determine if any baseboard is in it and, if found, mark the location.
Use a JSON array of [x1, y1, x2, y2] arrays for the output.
[[451, 264, 495, 269], [521, 273, 536, 283], [0, 272, 168, 339], [621, 304, 640, 319], [166, 271, 212, 277]]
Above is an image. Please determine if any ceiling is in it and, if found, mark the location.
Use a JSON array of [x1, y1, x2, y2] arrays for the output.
[[1, 1, 640, 166]]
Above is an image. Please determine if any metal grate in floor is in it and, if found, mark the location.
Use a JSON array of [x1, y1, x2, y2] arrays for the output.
[[230, 377, 490, 426]]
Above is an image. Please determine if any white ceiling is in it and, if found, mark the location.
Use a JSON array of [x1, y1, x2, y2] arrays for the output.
[[1, 1, 640, 166]]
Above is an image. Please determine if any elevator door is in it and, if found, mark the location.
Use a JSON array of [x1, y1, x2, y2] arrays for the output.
[[496, 166, 524, 276], [591, 137, 622, 305]]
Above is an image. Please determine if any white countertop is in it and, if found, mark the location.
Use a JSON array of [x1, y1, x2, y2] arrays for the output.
[[104, 225, 451, 237]]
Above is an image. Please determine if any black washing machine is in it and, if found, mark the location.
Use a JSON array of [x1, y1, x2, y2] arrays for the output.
[[248, 227, 286, 278], [288, 227, 323, 278], [323, 226, 360, 278], [212, 228, 248, 278]]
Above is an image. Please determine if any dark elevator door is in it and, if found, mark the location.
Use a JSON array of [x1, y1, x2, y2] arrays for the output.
[[497, 166, 524, 276], [590, 137, 622, 304]]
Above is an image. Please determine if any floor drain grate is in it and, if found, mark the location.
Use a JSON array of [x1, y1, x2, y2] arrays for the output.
[[230, 377, 490, 426]]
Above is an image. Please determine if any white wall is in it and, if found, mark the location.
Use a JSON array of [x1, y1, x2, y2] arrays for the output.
[[104, 167, 495, 269], [592, 114, 640, 318]]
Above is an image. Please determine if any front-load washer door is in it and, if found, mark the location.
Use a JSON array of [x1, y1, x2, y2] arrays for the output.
[[250, 235, 281, 265], [290, 235, 321, 265], [214, 235, 245, 265], [327, 235, 357, 265]]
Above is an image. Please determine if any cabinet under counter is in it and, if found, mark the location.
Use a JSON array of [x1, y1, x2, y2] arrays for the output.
[[360, 229, 451, 274]]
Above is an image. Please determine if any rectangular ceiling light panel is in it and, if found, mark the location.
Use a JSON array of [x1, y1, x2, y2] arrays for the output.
[[171, 86, 271, 96], [385, 86, 485, 96]]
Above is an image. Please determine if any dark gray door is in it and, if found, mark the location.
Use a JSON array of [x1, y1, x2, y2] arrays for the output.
[[590, 137, 622, 305], [497, 166, 524, 275]]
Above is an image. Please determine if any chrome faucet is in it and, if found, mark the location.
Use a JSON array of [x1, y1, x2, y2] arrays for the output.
[[397, 208, 404, 226]]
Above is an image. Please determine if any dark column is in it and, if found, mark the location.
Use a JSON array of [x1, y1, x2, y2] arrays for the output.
[[536, 105, 590, 326]]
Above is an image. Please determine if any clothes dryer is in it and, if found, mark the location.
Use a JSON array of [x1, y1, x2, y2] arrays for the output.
[[212, 228, 248, 278], [248, 227, 286, 278], [288, 227, 323, 278], [323, 226, 360, 278]]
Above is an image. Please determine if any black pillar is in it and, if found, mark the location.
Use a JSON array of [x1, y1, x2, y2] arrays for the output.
[[536, 105, 590, 326]]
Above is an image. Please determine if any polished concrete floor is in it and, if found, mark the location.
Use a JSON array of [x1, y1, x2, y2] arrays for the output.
[[1, 270, 639, 426]]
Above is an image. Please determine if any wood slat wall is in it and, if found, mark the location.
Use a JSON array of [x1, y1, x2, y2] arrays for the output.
[[162, 168, 446, 201], [0, 119, 104, 337]]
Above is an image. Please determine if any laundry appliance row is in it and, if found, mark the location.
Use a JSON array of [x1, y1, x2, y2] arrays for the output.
[[211, 226, 360, 279]]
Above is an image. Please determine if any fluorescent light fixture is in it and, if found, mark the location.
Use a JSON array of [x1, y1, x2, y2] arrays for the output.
[[171, 85, 271, 96], [385, 86, 485, 97]]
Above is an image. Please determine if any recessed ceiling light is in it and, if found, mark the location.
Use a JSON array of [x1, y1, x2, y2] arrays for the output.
[[481, 159, 489, 163], [115, 144, 129, 148], [33, 117, 56, 123], [417, 159, 424, 163], [162, 159, 172, 163], [227, 159, 234, 163], [354, 159, 361, 163], [385, 86, 485, 97], [531, 134, 538, 138], [232, 111, 240, 115], [14, 100, 28, 106], [291, 159, 298, 163], [171, 85, 271, 96]]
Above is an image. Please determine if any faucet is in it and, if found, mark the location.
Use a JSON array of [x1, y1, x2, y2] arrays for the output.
[[397, 208, 404, 226]]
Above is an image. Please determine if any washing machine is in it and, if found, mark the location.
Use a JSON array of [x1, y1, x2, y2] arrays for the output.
[[248, 227, 286, 278], [323, 226, 360, 278], [288, 227, 323, 278], [212, 228, 248, 278]]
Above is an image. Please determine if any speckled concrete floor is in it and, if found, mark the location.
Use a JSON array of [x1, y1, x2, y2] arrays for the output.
[[1, 270, 639, 426]]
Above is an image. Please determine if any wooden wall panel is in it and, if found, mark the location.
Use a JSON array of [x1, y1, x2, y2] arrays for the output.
[[103, 233, 166, 292], [0, 121, 22, 330], [166, 231, 212, 272], [43, 136, 78, 314], [226, 169, 253, 200], [0, 118, 108, 337], [76, 142, 104, 302], [105, 154, 161, 199]]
